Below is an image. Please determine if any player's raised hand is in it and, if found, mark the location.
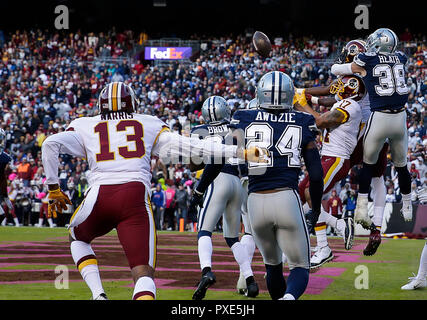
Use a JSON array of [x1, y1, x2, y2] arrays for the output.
[[189, 189, 205, 210], [240, 146, 270, 163], [48, 186, 72, 217]]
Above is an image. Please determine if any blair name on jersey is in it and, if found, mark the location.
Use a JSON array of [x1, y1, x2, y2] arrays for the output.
[[255, 111, 296, 123]]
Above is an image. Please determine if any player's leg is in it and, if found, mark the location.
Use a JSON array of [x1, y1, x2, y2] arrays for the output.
[[70, 185, 124, 300], [313, 157, 353, 259], [388, 112, 413, 221], [275, 190, 310, 300], [356, 111, 388, 228], [401, 242, 427, 290], [8, 204, 19, 227], [116, 184, 157, 300], [223, 176, 258, 297], [193, 174, 229, 300], [0, 204, 5, 225], [363, 175, 386, 256], [247, 192, 285, 300]]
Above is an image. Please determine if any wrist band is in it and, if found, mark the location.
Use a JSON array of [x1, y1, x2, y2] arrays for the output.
[[311, 97, 319, 105]]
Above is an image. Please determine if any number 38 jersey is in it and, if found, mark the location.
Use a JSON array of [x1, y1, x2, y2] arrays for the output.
[[67, 113, 169, 187], [354, 51, 409, 111], [321, 98, 362, 160], [229, 109, 317, 193]]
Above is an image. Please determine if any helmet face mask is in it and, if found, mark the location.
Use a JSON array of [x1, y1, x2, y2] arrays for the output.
[[330, 75, 366, 101], [366, 28, 398, 55], [201, 96, 231, 124], [98, 82, 139, 114], [256, 71, 295, 111]]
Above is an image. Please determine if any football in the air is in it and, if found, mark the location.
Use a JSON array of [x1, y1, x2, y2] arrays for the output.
[[252, 31, 272, 58]]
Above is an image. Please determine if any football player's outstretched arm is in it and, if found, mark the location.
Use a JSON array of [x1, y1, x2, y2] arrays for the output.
[[295, 102, 346, 130], [42, 131, 86, 188], [42, 131, 85, 215], [331, 62, 366, 77], [154, 131, 265, 164]]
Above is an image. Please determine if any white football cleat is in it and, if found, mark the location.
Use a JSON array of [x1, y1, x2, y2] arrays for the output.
[[401, 276, 426, 290], [236, 273, 246, 294], [279, 293, 295, 300], [354, 194, 372, 229], [310, 246, 334, 269]]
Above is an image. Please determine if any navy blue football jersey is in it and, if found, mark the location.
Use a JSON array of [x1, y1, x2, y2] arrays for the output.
[[230, 109, 317, 193], [191, 122, 240, 177], [0, 152, 11, 172], [354, 51, 409, 111]]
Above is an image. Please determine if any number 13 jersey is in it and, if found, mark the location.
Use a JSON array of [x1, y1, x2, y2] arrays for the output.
[[67, 113, 169, 187]]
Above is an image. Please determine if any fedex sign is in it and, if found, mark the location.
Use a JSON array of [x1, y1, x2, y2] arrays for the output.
[[145, 47, 192, 60]]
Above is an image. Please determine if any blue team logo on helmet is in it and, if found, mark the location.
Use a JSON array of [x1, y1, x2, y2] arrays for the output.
[[201, 96, 231, 124], [256, 71, 295, 111], [366, 28, 398, 55]]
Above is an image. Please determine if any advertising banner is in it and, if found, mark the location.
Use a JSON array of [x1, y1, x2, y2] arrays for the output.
[[144, 47, 192, 60]]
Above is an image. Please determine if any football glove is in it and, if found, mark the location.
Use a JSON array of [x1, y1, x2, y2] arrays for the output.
[[243, 146, 270, 163], [305, 210, 320, 235], [335, 47, 348, 64], [48, 187, 72, 217], [189, 189, 205, 211]]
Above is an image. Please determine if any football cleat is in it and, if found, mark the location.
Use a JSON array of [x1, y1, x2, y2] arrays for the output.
[[401, 275, 427, 290], [236, 273, 246, 295], [310, 246, 334, 269], [363, 228, 382, 256], [245, 276, 259, 298], [93, 293, 108, 300], [343, 218, 355, 250], [192, 271, 216, 300], [354, 195, 372, 229]]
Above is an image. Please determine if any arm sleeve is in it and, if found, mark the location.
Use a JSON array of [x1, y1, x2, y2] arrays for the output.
[[41, 132, 86, 185], [154, 130, 238, 161], [331, 63, 353, 76], [302, 146, 323, 215]]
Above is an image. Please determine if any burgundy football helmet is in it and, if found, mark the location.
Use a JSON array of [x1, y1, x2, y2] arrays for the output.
[[97, 82, 139, 114], [330, 75, 366, 101], [343, 39, 367, 63]]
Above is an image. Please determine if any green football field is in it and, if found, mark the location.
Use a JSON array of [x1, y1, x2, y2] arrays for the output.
[[0, 226, 426, 300]]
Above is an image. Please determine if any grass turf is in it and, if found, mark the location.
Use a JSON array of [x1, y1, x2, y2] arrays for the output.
[[0, 226, 426, 300]]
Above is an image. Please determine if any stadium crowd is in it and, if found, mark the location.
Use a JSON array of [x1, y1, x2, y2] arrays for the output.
[[0, 29, 426, 228]]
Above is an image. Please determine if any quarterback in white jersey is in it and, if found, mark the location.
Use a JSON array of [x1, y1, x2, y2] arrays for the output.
[[41, 82, 265, 300]]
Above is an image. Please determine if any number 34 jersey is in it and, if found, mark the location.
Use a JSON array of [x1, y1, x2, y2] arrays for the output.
[[321, 98, 362, 160], [229, 109, 317, 193], [67, 113, 169, 187]]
